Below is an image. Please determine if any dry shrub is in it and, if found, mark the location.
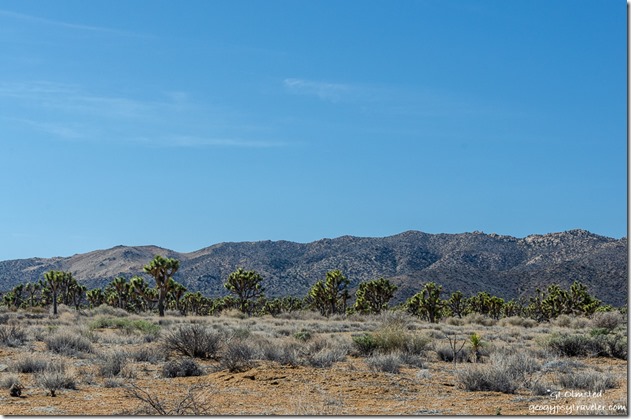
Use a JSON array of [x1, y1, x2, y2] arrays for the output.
[[98, 350, 128, 377], [591, 311, 625, 332], [44, 328, 93, 355], [162, 358, 204, 378], [9, 354, 49, 373], [220, 339, 257, 372], [125, 383, 217, 415], [36, 362, 76, 397], [463, 313, 496, 326], [162, 324, 223, 359], [0, 324, 28, 347], [556, 369, 617, 391], [457, 350, 539, 394], [498, 316, 537, 328], [366, 353, 403, 374]]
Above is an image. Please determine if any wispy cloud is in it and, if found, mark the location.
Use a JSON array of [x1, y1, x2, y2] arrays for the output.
[[1, 81, 287, 149], [283, 78, 352, 102], [0, 9, 147, 37]]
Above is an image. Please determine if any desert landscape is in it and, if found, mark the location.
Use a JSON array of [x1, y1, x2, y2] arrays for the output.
[[0, 303, 626, 415]]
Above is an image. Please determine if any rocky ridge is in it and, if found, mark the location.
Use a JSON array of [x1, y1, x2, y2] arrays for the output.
[[0, 229, 627, 306]]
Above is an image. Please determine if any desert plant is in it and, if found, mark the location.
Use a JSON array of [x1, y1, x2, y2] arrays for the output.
[[261, 340, 301, 366], [352, 333, 379, 356], [9, 354, 49, 373], [99, 350, 128, 377], [366, 353, 403, 374], [0, 375, 21, 389], [544, 334, 606, 357], [436, 344, 470, 363], [125, 383, 216, 415], [556, 369, 617, 391], [162, 358, 204, 378], [304, 346, 348, 368], [143, 255, 180, 317], [406, 282, 444, 323], [469, 333, 483, 362], [591, 311, 625, 332], [220, 339, 257, 372], [0, 324, 27, 347], [457, 363, 519, 394], [163, 324, 223, 359], [353, 278, 397, 315], [129, 345, 166, 363], [44, 329, 93, 355], [224, 268, 266, 315], [36, 363, 76, 397]]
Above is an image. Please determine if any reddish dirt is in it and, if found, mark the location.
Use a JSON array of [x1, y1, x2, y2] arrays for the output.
[[1, 356, 626, 415]]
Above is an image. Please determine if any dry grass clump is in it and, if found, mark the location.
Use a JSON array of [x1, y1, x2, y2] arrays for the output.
[[44, 328, 93, 355], [463, 313, 496, 327], [591, 311, 625, 332], [498, 316, 537, 328], [9, 354, 50, 373], [456, 350, 540, 394], [128, 344, 166, 364], [36, 362, 77, 397], [365, 353, 403, 374], [0, 374, 22, 389], [303, 335, 349, 368], [98, 350, 129, 378], [260, 338, 301, 366], [556, 369, 617, 392]]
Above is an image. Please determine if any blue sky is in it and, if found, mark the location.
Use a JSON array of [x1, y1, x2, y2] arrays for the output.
[[0, 0, 626, 260]]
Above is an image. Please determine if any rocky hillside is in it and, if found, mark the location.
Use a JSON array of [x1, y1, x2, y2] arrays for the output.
[[0, 229, 627, 306]]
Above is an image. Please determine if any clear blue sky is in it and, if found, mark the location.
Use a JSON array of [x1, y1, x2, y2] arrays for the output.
[[0, 0, 626, 260]]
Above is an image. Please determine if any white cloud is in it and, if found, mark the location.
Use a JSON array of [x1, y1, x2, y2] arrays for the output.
[[0, 81, 288, 149]]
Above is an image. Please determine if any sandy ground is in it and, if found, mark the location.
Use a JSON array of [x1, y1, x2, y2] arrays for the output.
[[1, 353, 626, 416]]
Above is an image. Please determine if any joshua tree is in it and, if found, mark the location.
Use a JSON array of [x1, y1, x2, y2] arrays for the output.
[[407, 282, 444, 323], [353, 278, 397, 315], [143, 255, 180, 317], [43, 270, 69, 315], [307, 269, 350, 317], [224, 267, 265, 315]]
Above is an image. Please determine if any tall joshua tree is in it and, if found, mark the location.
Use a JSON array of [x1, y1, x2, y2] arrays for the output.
[[143, 255, 180, 317], [43, 270, 67, 315]]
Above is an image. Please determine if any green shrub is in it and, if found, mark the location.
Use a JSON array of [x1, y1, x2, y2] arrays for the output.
[[352, 333, 378, 356], [545, 334, 606, 357], [88, 316, 160, 336], [293, 330, 312, 342]]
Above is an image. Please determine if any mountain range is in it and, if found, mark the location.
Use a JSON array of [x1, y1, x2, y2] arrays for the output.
[[0, 229, 627, 306]]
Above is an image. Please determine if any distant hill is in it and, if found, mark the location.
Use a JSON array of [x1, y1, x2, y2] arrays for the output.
[[0, 229, 627, 306]]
